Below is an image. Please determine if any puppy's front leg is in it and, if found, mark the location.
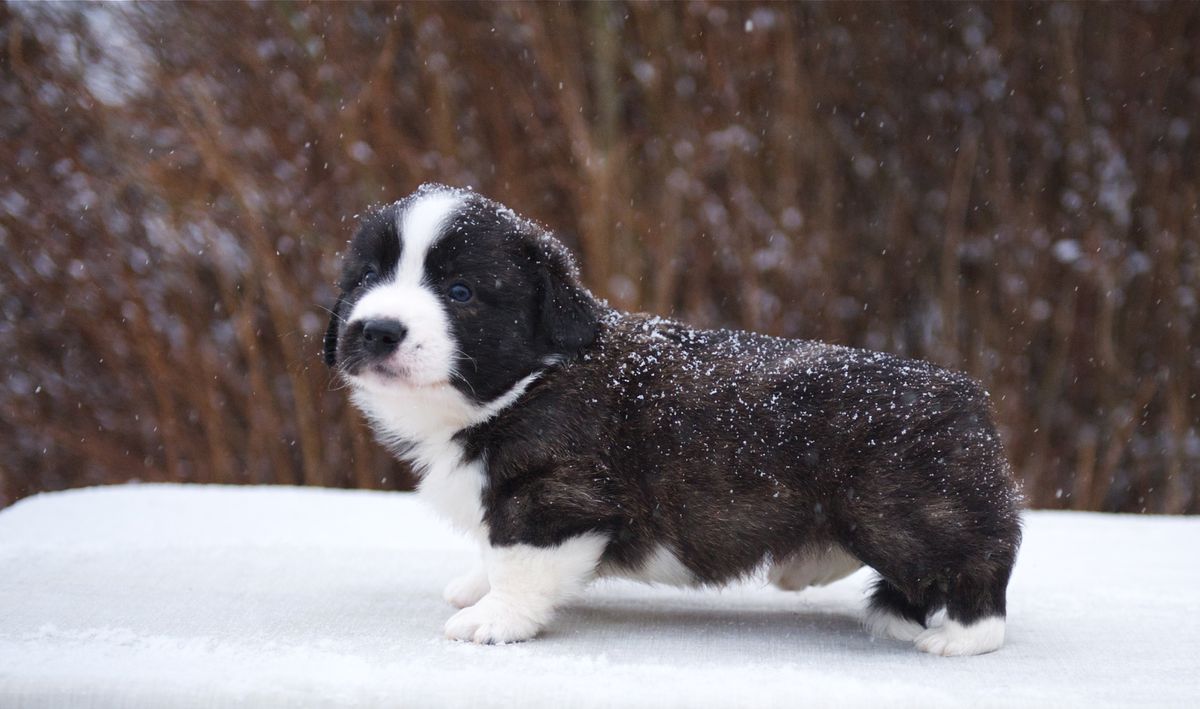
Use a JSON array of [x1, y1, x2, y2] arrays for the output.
[[443, 533, 608, 644], [442, 560, 490, 609]]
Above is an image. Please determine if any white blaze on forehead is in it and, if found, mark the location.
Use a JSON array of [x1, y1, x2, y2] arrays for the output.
[[395, 190, 465, 286], [345, 188, 465, 390]]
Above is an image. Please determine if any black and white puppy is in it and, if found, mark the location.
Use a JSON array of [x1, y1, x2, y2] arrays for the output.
[[323, 184, 1022, 656]]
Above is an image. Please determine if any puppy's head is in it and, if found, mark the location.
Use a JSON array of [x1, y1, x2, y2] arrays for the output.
[[323, 184, 598, 407]]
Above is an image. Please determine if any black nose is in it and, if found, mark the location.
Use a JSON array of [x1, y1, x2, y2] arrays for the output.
[[361, 318, 407, 356]]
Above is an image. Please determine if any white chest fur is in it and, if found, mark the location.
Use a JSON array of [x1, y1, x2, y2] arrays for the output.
[[411, 441, 488, 539], [349, 375, 542, 542]]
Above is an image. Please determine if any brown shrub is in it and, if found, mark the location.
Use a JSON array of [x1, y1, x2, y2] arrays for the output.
[[1, 2, 1197, 512]]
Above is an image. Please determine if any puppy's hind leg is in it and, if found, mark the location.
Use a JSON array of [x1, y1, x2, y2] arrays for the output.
[[837, 505, 1018, 656], [914, 569, 1011, 657], [443, 533, 608, 644], [863, 577, 927, 642]]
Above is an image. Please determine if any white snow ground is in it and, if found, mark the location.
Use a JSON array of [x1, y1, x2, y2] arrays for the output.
[[0, 484, 1196, 708]]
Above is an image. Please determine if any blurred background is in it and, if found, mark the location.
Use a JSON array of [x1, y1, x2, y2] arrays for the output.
[[1, 2, 1197, 513]]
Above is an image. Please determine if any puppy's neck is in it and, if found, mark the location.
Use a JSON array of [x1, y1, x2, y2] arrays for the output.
[[350, 370, 544, 470]]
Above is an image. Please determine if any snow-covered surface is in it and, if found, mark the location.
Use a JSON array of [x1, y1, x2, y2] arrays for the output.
[[0, 485, 1196, 708]]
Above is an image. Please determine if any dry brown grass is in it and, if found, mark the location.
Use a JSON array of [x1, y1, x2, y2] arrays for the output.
[[1, 2, 1197, 512]]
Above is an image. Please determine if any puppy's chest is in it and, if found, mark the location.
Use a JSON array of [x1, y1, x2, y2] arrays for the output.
[[412, 444, 488, 539]]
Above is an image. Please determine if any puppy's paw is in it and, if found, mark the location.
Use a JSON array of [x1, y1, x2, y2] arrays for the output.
[[443, 569, 490, 609], [443, 596, 542, 644], [863, 607, 924, 642], [914, 617, 1005, 656]]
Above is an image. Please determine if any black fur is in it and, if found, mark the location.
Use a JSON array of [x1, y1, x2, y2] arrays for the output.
[[325, 207, 403, 374], [324, 186, 1023, 631], [322, 292, 345, 367]]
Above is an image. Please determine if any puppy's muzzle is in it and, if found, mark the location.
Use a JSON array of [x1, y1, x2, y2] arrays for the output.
[[360, 318, 407, 357]]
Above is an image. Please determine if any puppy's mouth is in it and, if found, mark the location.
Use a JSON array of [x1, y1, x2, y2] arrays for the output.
[[347, 360, 451, 390], [368, 361, 408, 379]]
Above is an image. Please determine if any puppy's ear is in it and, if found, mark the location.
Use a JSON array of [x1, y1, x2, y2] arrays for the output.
[[322, 293, 345, 367], [529, 236, 599, 358]]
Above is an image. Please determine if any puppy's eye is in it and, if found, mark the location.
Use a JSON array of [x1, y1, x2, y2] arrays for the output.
[[360, 266, 379, 286], [447, 282, 473, 303]]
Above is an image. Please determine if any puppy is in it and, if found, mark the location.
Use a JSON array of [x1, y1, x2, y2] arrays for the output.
[[323, 184, 1022, 656]]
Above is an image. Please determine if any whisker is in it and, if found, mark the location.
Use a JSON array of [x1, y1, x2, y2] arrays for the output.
[[450, 370, 478, 398], [315, 303, 347, 323], [452, 346, 480, 373]]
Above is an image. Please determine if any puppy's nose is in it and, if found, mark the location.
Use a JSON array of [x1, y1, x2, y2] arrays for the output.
[[361, 318, 407, 356]]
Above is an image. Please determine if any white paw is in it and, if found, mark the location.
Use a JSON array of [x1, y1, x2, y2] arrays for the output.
[[442, 570, 490, 609], [915, 617, 1005, 656], [443, 595, 542, 644], [863, 608, 925, 642]]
